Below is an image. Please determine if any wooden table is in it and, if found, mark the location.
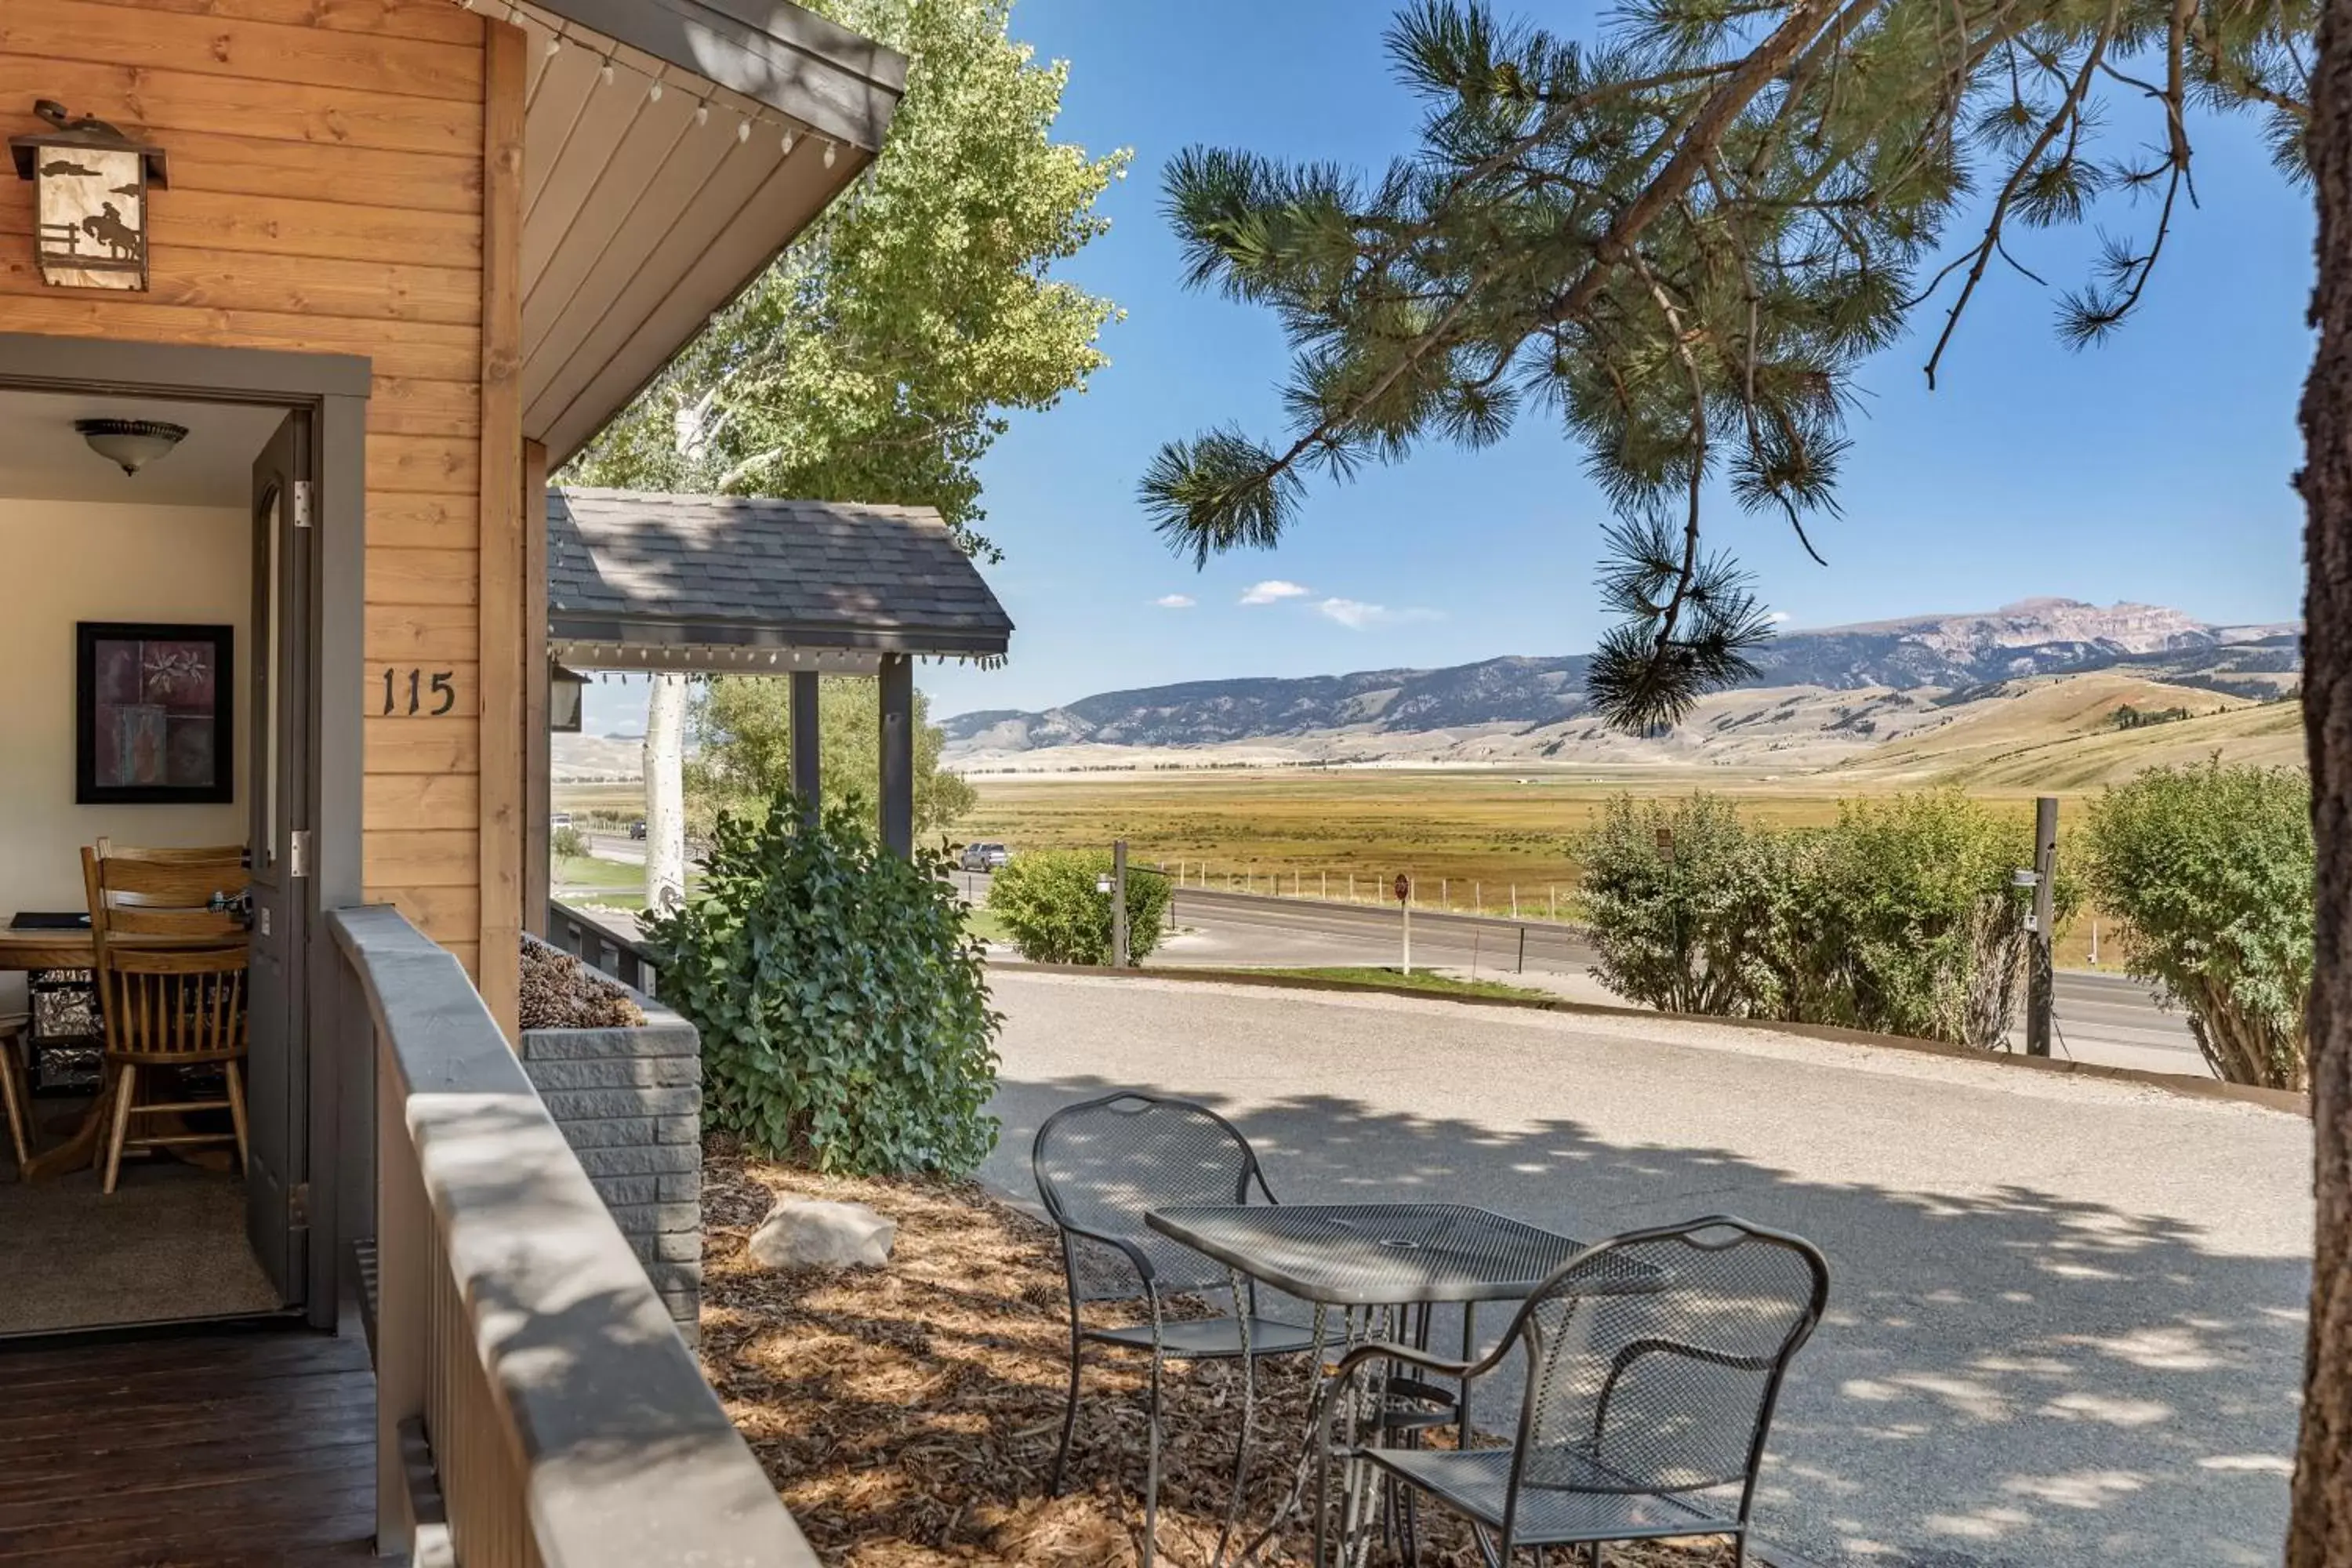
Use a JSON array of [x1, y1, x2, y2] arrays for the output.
[[0, 931, 247, 1180], [0, 926, 99, 971]]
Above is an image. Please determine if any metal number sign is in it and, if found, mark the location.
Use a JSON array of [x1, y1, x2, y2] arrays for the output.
[[378, 667, 457, 717]]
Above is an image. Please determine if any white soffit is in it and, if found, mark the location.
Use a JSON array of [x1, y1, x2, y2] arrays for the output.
[[515, 0, 906, 468]]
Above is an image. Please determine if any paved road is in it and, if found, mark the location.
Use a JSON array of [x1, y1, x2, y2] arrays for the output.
[[954, 871, 2211, 1077], [981, 971, 2310, 1568]]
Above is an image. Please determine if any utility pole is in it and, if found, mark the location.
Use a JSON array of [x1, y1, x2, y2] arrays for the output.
[[1112, 839, 1131, 970], [1396, 873, 1412, 975], [2026, 797, 2057, 1057]]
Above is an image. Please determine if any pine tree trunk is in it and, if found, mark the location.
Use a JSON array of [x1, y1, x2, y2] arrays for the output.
[[643, 673, 688, 916], [2295, 5, 2352, 1558]]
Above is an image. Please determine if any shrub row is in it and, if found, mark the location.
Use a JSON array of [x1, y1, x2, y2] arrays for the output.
[[1582, 791, 2065, 1048]]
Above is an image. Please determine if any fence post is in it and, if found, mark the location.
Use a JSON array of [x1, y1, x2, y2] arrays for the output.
[[1112, 839, 1130, 970], [2027, 795, 2058, 1057], [1441, 877, 1449, 909], [1511, 884, 1518, 919]]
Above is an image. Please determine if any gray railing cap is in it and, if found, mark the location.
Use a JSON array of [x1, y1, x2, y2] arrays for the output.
[[333, 906, 813, 1568]]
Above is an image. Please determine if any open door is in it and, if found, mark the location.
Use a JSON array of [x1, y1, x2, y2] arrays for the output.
[[246, 412, 314, 1305]]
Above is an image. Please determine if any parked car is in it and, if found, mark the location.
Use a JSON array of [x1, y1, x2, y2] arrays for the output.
[[960, 841, 1011, 872], [550, 811, 573, 829], [628, 819, 648, 840]]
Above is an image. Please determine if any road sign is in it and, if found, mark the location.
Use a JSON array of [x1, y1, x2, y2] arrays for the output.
[[1393, 873, 1410, 903]]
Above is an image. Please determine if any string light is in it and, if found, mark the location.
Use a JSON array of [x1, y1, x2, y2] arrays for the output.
[[485, 0, 849, 169]]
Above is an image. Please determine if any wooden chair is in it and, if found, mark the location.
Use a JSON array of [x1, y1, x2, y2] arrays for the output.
[[81, 842, 251, 1194], [0, 1012, 29, 1178]]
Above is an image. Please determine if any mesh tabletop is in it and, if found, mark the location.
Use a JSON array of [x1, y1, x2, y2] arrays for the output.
[[1145, 1203, 1658, 1307]]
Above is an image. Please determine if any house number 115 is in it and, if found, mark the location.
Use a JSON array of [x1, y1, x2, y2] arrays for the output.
[[380, 668, 457, 716]]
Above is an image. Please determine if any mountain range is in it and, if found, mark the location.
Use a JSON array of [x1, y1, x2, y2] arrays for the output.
[[941, 599, 2301, 771]]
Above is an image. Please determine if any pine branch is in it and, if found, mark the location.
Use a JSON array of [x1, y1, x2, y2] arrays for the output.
[[1918, 0, 2123, 390]]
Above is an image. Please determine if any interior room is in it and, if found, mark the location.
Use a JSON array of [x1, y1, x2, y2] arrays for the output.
[[0, 386, 285, 1337]]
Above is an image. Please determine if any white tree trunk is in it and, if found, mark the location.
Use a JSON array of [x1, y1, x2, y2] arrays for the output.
[[644, 673, 688, 915]]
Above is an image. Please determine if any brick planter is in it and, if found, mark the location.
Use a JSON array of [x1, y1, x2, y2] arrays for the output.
[[518, 963, 702, 1340]]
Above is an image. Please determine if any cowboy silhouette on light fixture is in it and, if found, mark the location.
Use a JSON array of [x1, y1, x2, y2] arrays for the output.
[[79, 200, 140, 260]]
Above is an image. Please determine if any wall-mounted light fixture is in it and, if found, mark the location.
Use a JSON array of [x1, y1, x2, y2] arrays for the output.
[[74, 419, 187, 477], [9, 100, 167, 291], [550, 662, 589, 733]]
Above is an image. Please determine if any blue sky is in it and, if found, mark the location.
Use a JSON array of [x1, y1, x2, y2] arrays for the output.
[[589, 1, 2317, 735]]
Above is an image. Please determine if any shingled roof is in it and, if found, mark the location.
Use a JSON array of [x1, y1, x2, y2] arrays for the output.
[[546, 487, 1013, 667]]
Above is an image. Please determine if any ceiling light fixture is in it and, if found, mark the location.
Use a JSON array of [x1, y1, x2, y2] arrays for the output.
[[75, 418, 187, 477]]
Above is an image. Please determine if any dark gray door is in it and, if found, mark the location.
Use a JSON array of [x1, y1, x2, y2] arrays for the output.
[[246, 412, 313, 1305]]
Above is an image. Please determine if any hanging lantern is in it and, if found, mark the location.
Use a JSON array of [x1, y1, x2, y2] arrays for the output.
[[9, 101, 167, 292]]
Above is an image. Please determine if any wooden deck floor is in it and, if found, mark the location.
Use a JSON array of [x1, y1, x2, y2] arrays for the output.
[[0, 1326, 376, 1567]]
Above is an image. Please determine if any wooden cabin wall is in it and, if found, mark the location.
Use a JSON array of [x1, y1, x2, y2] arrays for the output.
[[0, 0, 527, 1033]]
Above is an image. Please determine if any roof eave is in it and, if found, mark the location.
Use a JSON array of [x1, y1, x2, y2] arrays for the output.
[[548, 612, 1012, 661], [529, 0, 906, 152]]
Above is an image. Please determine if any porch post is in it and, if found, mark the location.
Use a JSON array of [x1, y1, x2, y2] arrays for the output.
[[790, 669, 821, 826], [521, 441, 550, 938], [879, 654, 913, 858]]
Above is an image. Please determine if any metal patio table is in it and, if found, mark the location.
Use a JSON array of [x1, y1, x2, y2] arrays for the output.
[[1145, 1202, 1664, 1566]]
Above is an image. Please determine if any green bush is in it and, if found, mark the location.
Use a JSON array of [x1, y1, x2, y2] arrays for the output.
[[641, 793, 1001, 1177], [2082, 761, 2312, 1090], [986, 851, 1174, 965], [1580, 796, 1811, 1015], [1582, 791, 2064, 1047], [550, 824, 588, 861]]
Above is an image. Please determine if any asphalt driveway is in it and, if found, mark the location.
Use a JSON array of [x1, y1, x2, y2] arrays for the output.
[[979, 971, 2313, 1568]]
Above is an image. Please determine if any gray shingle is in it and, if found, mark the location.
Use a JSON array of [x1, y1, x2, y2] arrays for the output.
[[546, 487, 1012, 655]]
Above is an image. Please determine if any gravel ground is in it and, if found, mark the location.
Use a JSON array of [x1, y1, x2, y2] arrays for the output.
[[979, 971, 2314, 1568]]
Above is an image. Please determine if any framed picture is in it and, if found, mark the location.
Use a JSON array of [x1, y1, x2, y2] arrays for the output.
[[76, 622, 234, 804]]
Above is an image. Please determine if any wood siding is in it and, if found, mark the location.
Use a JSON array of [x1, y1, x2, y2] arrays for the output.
[[0, 0, 522, 1021]]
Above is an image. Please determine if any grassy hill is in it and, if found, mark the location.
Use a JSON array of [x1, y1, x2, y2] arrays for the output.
[[1836, 672, 2303, 790]]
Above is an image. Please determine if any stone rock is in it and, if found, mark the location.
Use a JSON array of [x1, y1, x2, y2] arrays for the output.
[[747, 1199, 898, 1270]]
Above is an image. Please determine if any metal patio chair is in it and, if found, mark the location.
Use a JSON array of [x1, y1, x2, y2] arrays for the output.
[[1327, 1215, 1829, 1567], [1031, 1091, 1318, 1566]]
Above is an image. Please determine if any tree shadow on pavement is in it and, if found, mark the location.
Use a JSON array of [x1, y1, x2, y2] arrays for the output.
[[982, 1074, 2307, 1568]]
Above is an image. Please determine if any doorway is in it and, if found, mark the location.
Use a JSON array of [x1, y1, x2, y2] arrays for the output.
[[0, 337, 365, 1337]]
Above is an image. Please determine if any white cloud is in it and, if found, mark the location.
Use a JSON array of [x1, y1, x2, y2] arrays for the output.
[[1154, 593, 1197, 609], [1240, 579, 1312, 605], [1317, 597, 1439, 630], [1765, 610, 1793, 625]]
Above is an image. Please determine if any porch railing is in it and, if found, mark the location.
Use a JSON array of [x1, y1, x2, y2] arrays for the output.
[[547, 898, 659, 997], [329, 906, 810, 1568]]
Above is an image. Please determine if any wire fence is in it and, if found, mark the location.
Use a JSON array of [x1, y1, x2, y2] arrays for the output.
[[1145, 861, 1584, 924]]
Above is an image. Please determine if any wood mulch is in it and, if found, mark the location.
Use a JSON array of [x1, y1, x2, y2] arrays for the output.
[[517, 936, 644, 1031], [699, 1139, 1737, 1567]]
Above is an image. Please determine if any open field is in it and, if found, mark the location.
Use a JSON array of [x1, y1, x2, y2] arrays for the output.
[[962, 766, 2072, 888]]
